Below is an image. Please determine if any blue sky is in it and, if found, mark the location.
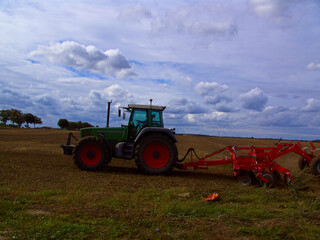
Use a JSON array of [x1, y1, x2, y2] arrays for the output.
[[1, 0, 320, 140]]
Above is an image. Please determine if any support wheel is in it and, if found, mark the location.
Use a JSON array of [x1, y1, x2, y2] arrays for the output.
[[310, 158, 320, 176], [298, 157, 308, 170], [73, 137, 111, 171], [237, 170, 255, 185], [135, 134, 177, 174]]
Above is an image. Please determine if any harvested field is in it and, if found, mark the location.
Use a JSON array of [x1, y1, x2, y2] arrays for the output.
[[1, 128, 320, 239]]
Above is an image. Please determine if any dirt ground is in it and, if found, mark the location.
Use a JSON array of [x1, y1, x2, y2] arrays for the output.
[[1, 128, 320, 239]]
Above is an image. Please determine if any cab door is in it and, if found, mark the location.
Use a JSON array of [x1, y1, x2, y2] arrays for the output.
[[128, 109, 148, 140]]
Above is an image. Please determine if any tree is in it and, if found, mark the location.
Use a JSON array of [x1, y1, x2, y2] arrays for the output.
[[68, 121, 78, 130], [82, 122, 93, 128], [24, 113, 35, 128], [58, 119, 69, 129], [57, 119, 94, 130], [9, 109, 25, 128], [34, 116, 42, 128], [0, 109, 11, 126]]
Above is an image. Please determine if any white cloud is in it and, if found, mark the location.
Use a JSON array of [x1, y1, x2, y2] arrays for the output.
[[30, 41, 136, 79], [102, 84, 132, 100], [215, 104, 237, 113], [180, 75, 192, 85], [253, 105, 307, 127], [303, 98, 320, 112], [240, 88, 268, 111], [184, 113, 196, 123], [166, 98, 206, 114], [248, 0, 293, 23], [205, 95, 232, 105], [202, 111, 233, 122], [35, 95, 57, 107], [195, 81, 229, 96], [152, 3, 237, 39], [306, 62, 320, 70], [86, 84, 135, 110]]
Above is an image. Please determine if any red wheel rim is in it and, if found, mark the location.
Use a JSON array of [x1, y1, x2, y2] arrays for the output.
[[143, 142, 170, 169], [79, 143, 102, 166]]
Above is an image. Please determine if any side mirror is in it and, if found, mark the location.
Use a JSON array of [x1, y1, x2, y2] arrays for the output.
[[118, 109, 121, 117]]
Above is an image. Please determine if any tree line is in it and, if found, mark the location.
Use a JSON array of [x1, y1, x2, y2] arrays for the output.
[[57, 119, 94, 130], [0, 109, 42, 128]]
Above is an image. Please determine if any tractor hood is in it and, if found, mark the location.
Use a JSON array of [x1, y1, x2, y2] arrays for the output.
[[80, 126, 128, 141]]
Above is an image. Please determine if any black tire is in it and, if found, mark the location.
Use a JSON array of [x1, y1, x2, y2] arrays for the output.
[[310, 158, 320, 176], [237, 170, 255, 186], [73, 137, 111, 171], [135, 134, 177, 174], [298, 156, 310, 170]]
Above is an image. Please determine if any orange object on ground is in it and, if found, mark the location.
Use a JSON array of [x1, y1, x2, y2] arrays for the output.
[[202, 193, 219, 201]]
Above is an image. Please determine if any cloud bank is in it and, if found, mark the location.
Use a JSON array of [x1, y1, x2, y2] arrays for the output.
[[30, 41, 135, 79]]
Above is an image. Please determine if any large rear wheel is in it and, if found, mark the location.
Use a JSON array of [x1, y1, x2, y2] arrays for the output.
[[73, 137, 111, 171], [135, 134, 177, 174]]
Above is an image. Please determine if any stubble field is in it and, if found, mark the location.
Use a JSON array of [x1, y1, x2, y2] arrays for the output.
[[0, 128, 320, 239]]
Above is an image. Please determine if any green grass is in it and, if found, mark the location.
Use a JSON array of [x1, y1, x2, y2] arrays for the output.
[[1, 184, 320, 239]]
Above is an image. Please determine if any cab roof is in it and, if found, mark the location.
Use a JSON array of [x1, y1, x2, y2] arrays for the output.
[[128, 104, 166, 111]]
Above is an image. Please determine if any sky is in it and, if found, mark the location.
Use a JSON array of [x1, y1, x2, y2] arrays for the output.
[[1, 0, 320, 140]]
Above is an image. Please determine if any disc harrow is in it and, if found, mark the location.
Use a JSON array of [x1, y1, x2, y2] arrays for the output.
[[179, 141, 319, 187]]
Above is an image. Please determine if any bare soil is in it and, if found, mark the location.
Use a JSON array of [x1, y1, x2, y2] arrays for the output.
[[1, 128, 320, 239]]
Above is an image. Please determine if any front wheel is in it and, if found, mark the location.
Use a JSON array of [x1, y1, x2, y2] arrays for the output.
[[135, 134, 177, 174], [73, 137, 111, 171]]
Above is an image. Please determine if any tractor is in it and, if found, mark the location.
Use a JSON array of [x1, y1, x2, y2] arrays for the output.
[[61, 101, 178, 174], [62, 100, 320, 186]]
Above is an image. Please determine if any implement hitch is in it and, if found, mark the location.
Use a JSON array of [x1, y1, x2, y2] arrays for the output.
[[61, 132, 78, 155]]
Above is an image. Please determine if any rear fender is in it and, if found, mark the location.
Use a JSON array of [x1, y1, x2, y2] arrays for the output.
[[134, 127, 177, 144]]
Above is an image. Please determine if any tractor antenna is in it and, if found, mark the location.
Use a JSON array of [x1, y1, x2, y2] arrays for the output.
[[150, 99, 153, 106]]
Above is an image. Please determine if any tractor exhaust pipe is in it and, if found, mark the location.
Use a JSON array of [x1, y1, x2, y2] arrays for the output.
[[107, 100, 112, 127]]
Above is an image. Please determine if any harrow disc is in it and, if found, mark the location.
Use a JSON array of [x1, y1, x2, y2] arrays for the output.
[[283, 174, 292, 186], [261, 173, 275, 188]]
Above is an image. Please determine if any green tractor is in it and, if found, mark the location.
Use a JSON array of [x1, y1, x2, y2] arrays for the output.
[[61, 101, 178, 174]]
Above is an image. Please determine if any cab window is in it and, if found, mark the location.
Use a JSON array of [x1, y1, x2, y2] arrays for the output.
[[130, 109, 148, 133], [151, 110, 163, 127]]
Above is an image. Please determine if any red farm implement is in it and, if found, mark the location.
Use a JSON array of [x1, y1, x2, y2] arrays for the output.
[[178, 141, 320, 187]]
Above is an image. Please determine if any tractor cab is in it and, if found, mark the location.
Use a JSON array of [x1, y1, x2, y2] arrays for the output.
[[119, 104, 165, 140]]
